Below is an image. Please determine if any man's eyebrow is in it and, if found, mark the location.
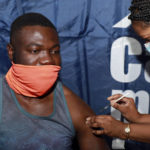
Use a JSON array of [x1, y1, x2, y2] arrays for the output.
[[50, 44, 60, 50], [26, 43, 60, 49]]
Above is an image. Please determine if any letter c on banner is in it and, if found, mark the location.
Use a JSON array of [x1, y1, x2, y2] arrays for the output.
[[110, 37, 142, 83]]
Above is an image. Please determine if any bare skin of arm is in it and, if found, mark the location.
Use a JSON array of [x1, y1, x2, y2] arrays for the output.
[[86, 115, 150, 143], [63, 85, 109, 150], [107, 94, 150, 124]]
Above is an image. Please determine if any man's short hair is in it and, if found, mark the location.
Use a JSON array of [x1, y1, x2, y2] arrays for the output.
[[10, 12, 57, 44], [129, 0, 150, 23]]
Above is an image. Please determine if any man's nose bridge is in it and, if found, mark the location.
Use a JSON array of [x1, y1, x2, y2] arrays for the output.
[[40, 50, 53, 64]]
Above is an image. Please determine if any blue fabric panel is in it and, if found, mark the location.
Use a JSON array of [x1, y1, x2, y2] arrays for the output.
[[0, 0, 150, 149]]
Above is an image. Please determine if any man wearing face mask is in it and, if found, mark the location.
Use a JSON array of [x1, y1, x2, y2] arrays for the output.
[[0, 13, 109, 150], [86, 0, 150, 146]]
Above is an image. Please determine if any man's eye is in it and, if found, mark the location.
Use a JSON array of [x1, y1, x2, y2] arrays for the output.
[[31, 49, 39, 54], [50, 50, 60, 54]]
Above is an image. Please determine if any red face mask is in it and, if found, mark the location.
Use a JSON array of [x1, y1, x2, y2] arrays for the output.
[[5, 63, 61, 97]]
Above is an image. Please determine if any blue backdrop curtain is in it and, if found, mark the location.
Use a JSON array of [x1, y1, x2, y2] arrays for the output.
[[1, 0, 150, 149]]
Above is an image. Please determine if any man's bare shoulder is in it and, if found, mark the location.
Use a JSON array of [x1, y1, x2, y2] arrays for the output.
[[62, 84, 94, 114], [62, 84, 94, 129]]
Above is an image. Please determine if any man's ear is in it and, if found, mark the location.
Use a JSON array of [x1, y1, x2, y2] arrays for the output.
[[7, 44, 14, 61]]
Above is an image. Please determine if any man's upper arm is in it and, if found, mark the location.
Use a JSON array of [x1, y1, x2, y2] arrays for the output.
[[63, 86, 109, 150], [76, 114, 109, 150]]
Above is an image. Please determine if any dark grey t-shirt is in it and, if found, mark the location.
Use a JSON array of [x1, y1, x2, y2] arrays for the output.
[[0, 76, 75, 150]]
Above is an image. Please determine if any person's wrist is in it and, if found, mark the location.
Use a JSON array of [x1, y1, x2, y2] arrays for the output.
[[120, 123, 130, 140], [131, 112, 142, 123], [124, 123, 130, 140], [125, 111, 141, 123]]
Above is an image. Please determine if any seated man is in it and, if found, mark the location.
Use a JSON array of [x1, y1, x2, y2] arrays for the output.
[[0, 12, 109, 150]]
